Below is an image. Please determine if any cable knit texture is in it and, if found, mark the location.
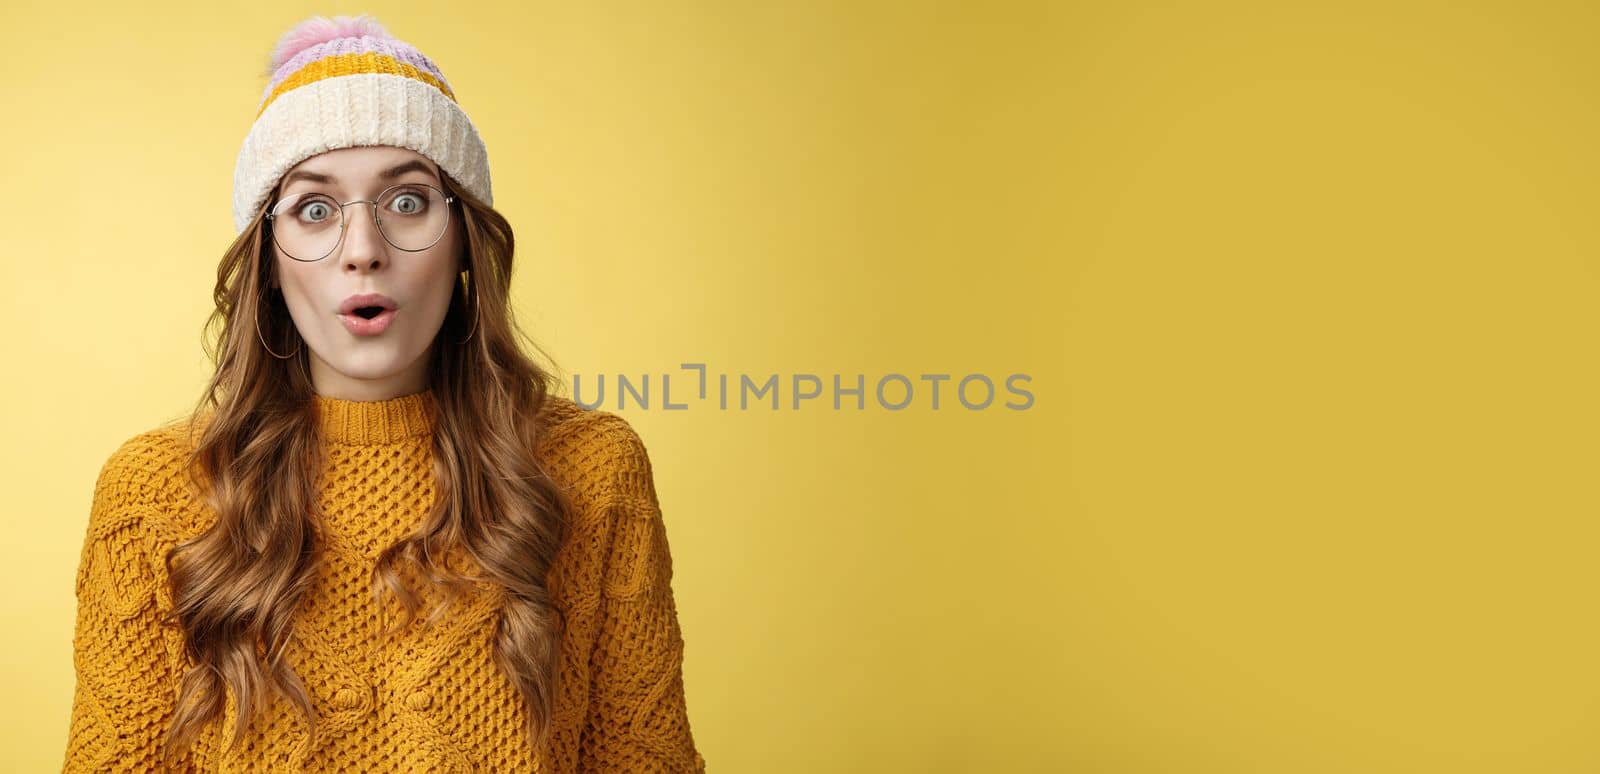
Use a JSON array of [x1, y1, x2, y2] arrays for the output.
[[62, 390, 705, 772]]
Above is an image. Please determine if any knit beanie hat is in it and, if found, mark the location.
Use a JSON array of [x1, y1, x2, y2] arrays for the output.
[[231, 14, 493, 234]]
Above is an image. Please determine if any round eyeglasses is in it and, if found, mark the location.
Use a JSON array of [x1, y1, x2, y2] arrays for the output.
[[265, 183, 456, 262]]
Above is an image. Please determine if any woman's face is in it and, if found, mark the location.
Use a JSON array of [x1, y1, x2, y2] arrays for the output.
[[268, 145, 463, 400]]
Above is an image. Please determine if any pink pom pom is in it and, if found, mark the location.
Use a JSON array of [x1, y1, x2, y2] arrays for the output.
[[267, 14, 392, 74]]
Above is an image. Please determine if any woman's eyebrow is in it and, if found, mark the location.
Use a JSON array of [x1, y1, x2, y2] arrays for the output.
[[282, 160, 439, 188]]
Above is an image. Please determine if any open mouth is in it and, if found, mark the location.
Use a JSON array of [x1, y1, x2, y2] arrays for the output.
[[353, 306, 385, 319]]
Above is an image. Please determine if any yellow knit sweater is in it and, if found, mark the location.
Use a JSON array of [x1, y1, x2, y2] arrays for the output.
[[62, 389, 706, 772]]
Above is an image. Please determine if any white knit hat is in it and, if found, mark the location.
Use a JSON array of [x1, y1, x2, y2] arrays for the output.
[[231, 14, 492, 234]]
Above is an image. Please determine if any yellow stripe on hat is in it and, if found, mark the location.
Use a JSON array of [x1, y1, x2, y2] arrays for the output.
[[256, 52, 457, 119]]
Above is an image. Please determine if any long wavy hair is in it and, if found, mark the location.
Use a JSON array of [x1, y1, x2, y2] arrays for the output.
[[155, 168, 575, 767]]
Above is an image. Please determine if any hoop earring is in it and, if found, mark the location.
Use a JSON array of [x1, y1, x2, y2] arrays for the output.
[[456, 270, 479, 345], [256, 285, 302, 359]]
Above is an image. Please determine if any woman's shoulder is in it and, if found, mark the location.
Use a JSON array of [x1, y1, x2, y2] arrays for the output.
[[92, 413, 206, 509], [535, 393, 657, 503], [78, 413, 209, 576]]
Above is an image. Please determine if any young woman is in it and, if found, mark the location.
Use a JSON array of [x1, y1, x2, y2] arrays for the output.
[[62, 14, 705, 773]]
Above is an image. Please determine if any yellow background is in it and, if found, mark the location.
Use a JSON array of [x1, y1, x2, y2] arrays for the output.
[[4, 1, 1597, 771]]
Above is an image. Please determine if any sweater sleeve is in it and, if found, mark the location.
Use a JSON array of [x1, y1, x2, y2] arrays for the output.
[[578, 416, 706, 773], [62, 439, 186, 773]]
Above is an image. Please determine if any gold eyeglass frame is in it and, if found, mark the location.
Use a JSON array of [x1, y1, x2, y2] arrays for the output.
[[264, 183, 457, 262]]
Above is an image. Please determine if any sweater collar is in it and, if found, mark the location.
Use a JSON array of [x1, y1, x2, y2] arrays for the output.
[[312, 388, 436, 445]]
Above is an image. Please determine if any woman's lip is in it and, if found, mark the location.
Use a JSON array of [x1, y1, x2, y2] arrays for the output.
[[340, 293, 397, 314], [339, 308, 397, 336]]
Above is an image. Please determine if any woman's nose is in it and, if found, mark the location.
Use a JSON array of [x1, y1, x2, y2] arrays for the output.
[[340, 202, 388, 268]]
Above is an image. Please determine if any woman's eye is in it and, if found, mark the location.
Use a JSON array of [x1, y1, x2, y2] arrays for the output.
[[298, 201, 334, 222], [390, 193, 425, 215]]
